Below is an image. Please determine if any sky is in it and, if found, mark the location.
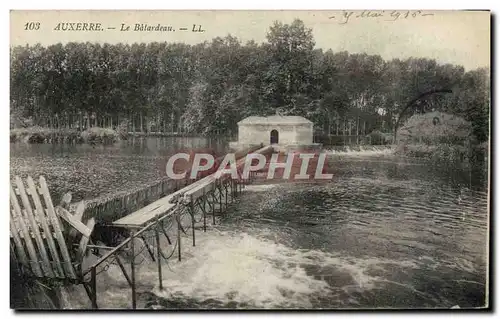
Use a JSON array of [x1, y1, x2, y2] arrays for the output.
[[10, 10, 490, 71]]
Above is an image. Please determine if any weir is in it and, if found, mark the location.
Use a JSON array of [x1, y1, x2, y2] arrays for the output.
[[10, 144, 274, 309]]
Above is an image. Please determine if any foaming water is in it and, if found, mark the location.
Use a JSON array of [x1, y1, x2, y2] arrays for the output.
[[64, 229, 423, 309], [57, 152, 488, 309], [152, 231, 330, 308], [326, 146, 394, 157], [243, 184, 279, 192]]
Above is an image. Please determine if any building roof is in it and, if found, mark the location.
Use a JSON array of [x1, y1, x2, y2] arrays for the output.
[[238, 115, 312, 125]]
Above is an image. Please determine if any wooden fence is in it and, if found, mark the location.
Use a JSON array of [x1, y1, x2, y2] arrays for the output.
[[10, 175, 94, 282]]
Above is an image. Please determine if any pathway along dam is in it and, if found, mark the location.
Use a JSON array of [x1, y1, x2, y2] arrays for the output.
[[10, 139, 488, 309]]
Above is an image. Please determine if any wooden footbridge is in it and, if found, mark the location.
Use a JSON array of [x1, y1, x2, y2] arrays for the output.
[[10, 145, 274, 309]]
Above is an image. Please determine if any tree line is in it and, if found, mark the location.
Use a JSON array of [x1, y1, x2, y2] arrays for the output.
[[10, 19, 490, 142]]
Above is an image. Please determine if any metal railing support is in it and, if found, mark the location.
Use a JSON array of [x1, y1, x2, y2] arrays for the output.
[[130, 231, 136, 309], [155, 218, 163, 291], [190, 201, 196, 247], [90, 267, 97, 309], [177, 211, 182, 262]]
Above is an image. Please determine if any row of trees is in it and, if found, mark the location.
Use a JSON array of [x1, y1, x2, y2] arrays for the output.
[[10, 19, 490, 142]]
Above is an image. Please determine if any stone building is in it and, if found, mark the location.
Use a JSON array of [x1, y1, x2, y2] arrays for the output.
[[230, 115, 317, 150]]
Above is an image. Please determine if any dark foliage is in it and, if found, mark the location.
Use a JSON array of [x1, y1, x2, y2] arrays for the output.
[[10, 19, 490, 142]]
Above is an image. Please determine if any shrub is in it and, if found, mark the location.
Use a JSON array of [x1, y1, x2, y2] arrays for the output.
[[10, 126, 81, 143], [397, 111, 472, 145], [395, 112, 477, 164], [80, 127, 119, 144]]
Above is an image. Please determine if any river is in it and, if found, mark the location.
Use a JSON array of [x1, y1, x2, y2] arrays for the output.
[[10, 137, 489, 309]]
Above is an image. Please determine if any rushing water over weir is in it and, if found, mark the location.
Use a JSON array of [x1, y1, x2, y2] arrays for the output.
[[51, 154, 487, 309], [10, 139, 488, 309]]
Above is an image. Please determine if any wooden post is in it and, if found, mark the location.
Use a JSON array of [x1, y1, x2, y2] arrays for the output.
[[225, 182, 228, 208], [39, 176, 77, 279], [27, 177, 64, 277], [219, 185, 223, 215], [115, 257, 132, 287], [190, 200, 195, 247], [130, 232, 137, 309], [230, 180, 234, 202], [139, 236, 155, 261], [91, 267, 97, 309], [155, 219, 163, 290], [10, 184, 43, 277], [211, 192, 216, 225], [203, 194, 207, 232], [177, 211, 182, 262]]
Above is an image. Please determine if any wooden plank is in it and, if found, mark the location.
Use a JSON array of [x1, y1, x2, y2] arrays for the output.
[[113, 146, 270, 228], [56, 207, 92, 238], [184, 177, 216, 202], [68, 201, 86, 239], [12, 221, 59, 240], [39, 176, 77, 279], [9, 216, 29, 269], [26, 176, 65, 278], [13, 178, 52, 278], [60, 192, 72, 207], [113, 195, 177, 227], [77, 218, 95, 262], [112, 176, 210, 228]]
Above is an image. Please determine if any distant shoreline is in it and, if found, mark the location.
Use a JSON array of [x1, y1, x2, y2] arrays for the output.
[[9, 127, 214, 144]]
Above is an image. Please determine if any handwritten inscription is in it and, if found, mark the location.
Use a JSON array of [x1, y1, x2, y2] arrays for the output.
[[329, 10, 434, 24]]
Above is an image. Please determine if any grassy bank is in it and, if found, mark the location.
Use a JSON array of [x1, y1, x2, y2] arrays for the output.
[[9, 126, 210, 144], [10, 127, 81, 143], [10, 126, 119, 144]]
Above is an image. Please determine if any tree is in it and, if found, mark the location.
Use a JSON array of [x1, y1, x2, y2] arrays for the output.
[[9, 19, 489, 144]]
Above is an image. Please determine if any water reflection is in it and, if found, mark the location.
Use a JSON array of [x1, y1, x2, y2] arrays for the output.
[[10, 137, 228, 202]]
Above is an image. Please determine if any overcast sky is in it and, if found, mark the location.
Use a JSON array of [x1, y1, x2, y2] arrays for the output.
[[10, 10, 490, 71]]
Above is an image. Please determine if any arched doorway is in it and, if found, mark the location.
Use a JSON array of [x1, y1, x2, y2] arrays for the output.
[[270, 129, 279, 144]]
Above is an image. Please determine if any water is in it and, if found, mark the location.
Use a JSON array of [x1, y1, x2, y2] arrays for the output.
[[10, 138, 489, 309], [10, 137, 228, 202]]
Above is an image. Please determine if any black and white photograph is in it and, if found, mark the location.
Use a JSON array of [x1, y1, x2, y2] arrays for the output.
[[8, 9, 490, 310]]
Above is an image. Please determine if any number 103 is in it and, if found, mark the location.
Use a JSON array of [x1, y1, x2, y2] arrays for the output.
[[24, 22, 40, 30]]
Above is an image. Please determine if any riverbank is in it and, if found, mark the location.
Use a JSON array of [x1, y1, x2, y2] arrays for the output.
[[10, 127, 120, 144], [9, 127, 214, 144], [394, 142, 488, 165], [326, 144, 394, 154]]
